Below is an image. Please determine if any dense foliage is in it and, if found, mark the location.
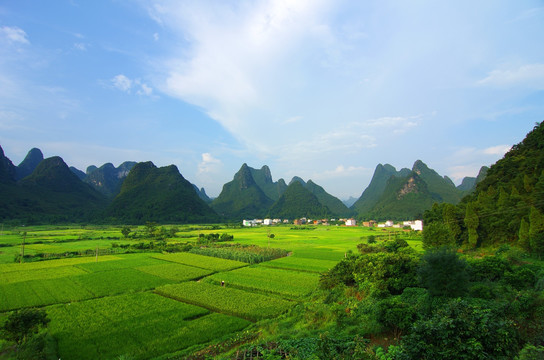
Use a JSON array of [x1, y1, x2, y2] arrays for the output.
[[424, 121, 544, 254]]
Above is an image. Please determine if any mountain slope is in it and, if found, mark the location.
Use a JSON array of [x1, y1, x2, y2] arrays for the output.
[[192, 184, 212, 203], [425, 121, 544, 248], [304, 180, 352, 217], [351, 164, 411, 215], [18, 157, 107, 221], [106, 162, 217, 223], [412, 160, 461, 204], [15, 148, 44, 180], [457, 166, 489, 193], [85, 161, 137, 197], [0, 145, 16, 184], [249, 165, 287, 201], [268, 181, 332, 219], [369, 172, 440, 220], [211, 163, 274, 219]]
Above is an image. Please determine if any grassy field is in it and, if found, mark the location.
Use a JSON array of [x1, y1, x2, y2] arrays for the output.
[[0, 223, 423, 359], [47, 292, 250, 360]]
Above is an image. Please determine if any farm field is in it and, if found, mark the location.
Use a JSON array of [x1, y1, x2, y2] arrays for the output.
[[156, 281, 293, 321], [0, 224, 422, 359]]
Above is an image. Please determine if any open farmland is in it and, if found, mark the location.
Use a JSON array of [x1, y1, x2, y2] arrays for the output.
[[204, 265, 321, 299], [156, 281, 293, 321], [0, 224, 423, 359], [47, 292, 250, 360]]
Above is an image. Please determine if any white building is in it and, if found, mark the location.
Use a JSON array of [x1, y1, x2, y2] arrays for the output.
[[345, 219, 357, 226], [242, 219, 257, 227], [263, 218, 273, 225], [410, 220, 423, 231]]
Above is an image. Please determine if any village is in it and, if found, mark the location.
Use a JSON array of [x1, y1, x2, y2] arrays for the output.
[[242, 218, 423, 231]]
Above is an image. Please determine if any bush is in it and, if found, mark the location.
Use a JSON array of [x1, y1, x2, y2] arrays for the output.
[[418, 247, 468, 298]]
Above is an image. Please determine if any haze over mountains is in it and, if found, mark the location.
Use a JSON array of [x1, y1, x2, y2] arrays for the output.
[[0, 144, 487, 224]]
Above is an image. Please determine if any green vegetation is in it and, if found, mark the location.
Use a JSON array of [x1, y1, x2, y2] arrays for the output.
[[204, 266, 320, 299], [156, 282, 292, 321], [152, 252, 247, 271], [261, 255, 339, 273], [424, 121, 544, 255], [47, 292, 249, 360], [105, 161, 218, 224], [189, 243, 289, 264]]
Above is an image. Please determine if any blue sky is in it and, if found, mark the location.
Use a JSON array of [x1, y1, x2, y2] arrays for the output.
[[1, 1, 543, 199]]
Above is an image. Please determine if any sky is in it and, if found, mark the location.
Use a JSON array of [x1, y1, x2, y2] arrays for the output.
[[1, 1, 543, 200]]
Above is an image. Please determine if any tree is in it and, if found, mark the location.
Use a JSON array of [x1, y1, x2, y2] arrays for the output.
[[418, 246, 468, 298], [398, 299, 519, 359], [144, 221, 159, 238], [519, 218, 530, 250], [422, 222, 454, 249], [442, 203, 462, 241], [464, 203, 479, 248], [121, 226, 131, 238], [530, 231, 544, 259], [1, 308, 50, 345]]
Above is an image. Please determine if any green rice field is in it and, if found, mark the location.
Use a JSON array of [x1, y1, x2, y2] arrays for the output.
[[0, 224, 422, 359]]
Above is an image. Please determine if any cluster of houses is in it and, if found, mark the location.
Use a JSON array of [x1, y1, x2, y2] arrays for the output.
[[242, 218, 423, 231]]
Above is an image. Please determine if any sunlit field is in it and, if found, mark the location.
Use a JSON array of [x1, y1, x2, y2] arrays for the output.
[[0, 223, 422, 359]]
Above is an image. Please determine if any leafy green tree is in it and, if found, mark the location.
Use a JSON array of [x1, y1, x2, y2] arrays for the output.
[[464, 203, 479, 248], [418, 247, 468, 298], [144, 221, 159, 238], [515, 344, 544, 360], [530, 231, 544, 259], [353, 251, 419, 297], [442, 203, 462, 241], [121, 226, 131, 238], [1, 308, 50, 345], [422, 222, 454, 249], [398, 299, 519, 359], [519, 218, 530, 250]]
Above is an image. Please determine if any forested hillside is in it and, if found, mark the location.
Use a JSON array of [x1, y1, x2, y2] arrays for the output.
[[424, 121, 544, 255]]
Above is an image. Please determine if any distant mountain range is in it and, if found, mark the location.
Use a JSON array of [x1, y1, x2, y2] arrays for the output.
[[350, 160, 487, 220], [0, 145, 486, 224], [210, 163, 351, 220]]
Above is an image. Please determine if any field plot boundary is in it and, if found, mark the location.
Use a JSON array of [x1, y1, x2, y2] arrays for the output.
[[152, 252, 248, 271], [155, 281, 293, 321], [259, 256, 339, 274], [203, 265, 320, 300]]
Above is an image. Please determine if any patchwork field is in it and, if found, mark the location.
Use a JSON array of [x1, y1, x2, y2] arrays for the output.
[[0, 224, 422, 359]]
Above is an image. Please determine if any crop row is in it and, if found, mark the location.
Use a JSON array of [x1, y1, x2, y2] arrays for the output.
[[260, 256, 338, 273], [155, 281, 292, 321], [152, 252, 247, 271], [0, 255, 121, 273], [47, 292, 250, 360], [0, 266, 171, 311], [203, 266, 320, 299], [136, 263, 213, 281]]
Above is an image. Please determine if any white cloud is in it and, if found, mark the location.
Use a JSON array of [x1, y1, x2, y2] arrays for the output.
[[137, 83, 153, 96], [198, 152, 221, 174], [111, 74, 154, 96], [448, 164, 484, 184], [0, 26, 29, 44], [478, 64, 544, 89], [112, 74, 133, 92], [483, 145, 511, 156], [153, 32, 159, 41], [73, 42, 87, 51]]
